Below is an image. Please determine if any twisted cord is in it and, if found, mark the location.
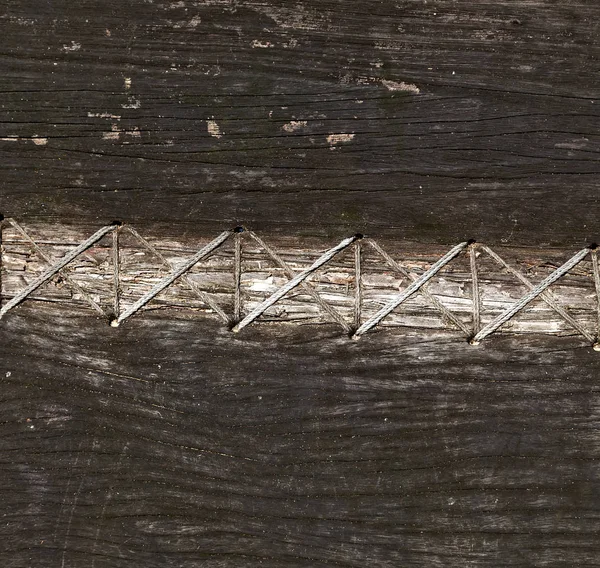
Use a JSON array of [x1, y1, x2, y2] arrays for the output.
[[472, 247, 591, 344], [367, 239, 471, 336], [121, 226, 231, 325], [1, 220, 598, 348], [0, 222, 116, 319], [233, 229, 242, 323], [244, 231, 354, 333], [0, 217, 4, 310], [114, 230, 232, 325], [353, 241, 469, 339], [6, 218, 109, 318], [470, 244, 481, 338], [112, 225, 121, 319], [354, 240, 362, 330], [591, 248, 600, 350], [232, 234, 359, 333], [479, 245, 594, 343]]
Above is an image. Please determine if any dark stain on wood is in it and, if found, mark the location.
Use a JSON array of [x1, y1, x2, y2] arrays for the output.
[[1, 1, 600, 566]]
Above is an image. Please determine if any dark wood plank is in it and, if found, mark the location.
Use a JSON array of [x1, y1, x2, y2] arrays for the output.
[[2, 1, 600, 566], [1, 0, 599, 244], [1, 305, 600, 567]]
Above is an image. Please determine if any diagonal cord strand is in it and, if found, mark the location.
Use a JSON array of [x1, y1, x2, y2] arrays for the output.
[[244, 231, 354, 333], [7, 218, 109, 317], [353, 242, 469, 339], [367, 239, 471, 336], [472, 246, 591, 344], [232, 234, 359, 333], [0, 223, 116, 319], [122, 226, 230, 325], [479, 245, 594, 343], [114, 229, 232, 325]]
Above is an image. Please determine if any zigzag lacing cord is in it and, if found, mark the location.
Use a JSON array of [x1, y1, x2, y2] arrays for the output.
[[0, 221, 116, 319], [0, 218, 599, 347]]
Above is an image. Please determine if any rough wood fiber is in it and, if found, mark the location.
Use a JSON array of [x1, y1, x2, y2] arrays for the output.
[[1, 221, 600, 340], [1, 1, 600, 566]]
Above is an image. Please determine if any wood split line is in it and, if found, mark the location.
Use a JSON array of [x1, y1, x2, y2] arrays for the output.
[[0, 218, 599, 347]]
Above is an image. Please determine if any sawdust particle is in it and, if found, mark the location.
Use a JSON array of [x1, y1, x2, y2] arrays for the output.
[[326, 133, 355, 147], [381, 79, 420, 94], [251, 39, 273, 48]]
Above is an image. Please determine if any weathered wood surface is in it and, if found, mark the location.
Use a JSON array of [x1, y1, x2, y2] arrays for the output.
[[2, 221, 600, 340], [1, 0, 599, 244], [2, 0, 600, 566], [2, 309, 600, 567]]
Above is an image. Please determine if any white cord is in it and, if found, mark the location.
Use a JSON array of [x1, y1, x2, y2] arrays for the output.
[[232, 234, 359, 333], [471, 246, 591, 344], [114, 230, 232, 325], [0, 223, 117, 319], [352, 241, 468, 339]]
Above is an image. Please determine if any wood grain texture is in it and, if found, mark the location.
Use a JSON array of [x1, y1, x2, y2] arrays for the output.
[[2, 1, 600, 566], [0, 0, 599, 244], [1, 306, 600, 567]]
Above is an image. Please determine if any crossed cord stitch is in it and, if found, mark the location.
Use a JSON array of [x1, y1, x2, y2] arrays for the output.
[[0, 217, 599, 348]]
